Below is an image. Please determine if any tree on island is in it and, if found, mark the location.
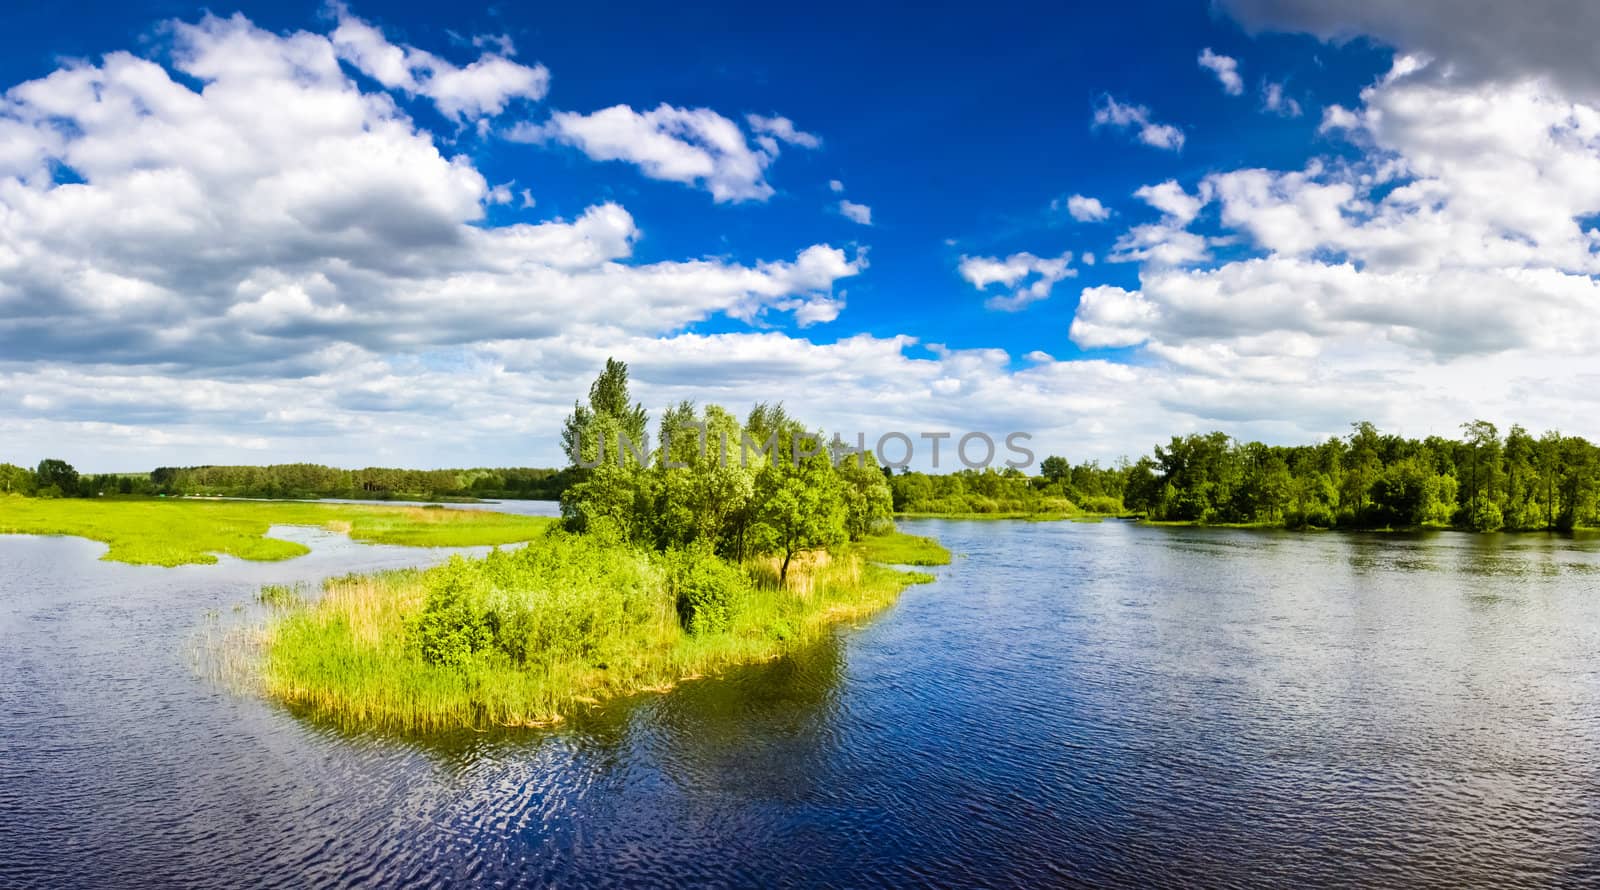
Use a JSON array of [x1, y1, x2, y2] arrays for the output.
[[557, 360, 883, 588]]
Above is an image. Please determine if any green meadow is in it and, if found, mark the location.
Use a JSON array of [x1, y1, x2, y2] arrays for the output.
[[0, 496, 554, 566]]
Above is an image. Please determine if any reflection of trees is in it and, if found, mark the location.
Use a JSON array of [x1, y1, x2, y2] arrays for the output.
[[576, 635, 849, 801], [298, 634, 850, 784]]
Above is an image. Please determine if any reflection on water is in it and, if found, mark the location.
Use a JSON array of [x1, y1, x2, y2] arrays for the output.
[[3, 518, 1600, 887]]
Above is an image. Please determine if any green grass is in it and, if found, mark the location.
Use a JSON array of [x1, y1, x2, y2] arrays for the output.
[[0, 495, 554, 565], [245, 528, 948, 732], [853, 530, 952, 565]]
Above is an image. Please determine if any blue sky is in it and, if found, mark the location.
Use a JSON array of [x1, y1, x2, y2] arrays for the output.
[[3, 1, 1599, 469]]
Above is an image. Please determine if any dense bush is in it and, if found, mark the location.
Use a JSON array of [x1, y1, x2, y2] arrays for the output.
[[665, 545, 751, 635], [410, 533, 666, 668]]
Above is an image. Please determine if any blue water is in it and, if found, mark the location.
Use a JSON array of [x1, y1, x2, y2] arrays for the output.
[[2, 517, 1599, 887]]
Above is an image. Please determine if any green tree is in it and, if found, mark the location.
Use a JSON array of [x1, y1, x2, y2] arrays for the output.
[[1039, 455, 1070, 483], [751, 437, 847, 587], [560, 357, 648, 467], [1459, 420, 1503, 530], [35, 459, 78, 497]]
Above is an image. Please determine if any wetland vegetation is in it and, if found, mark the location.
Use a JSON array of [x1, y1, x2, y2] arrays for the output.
[[0, 497, 554, 566]]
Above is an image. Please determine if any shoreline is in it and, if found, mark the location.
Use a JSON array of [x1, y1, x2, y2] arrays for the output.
[[248, 529, 952, 732]]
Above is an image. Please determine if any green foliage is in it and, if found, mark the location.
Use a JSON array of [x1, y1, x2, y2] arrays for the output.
[[561, 357, 648, 470], [889, 466, 1090, 517], [664, 545, 750, 634], [412, 558, 495, 667], [556, 363, 869, 585], [752, 438, 848, 585], [1039, 455, 1071, 482], [837, 453, 895, 539], [0, 463, 34, 495], [136, 463, 571, 500], [34, 459, 78, 497], [1128, 420, 1600, 531]]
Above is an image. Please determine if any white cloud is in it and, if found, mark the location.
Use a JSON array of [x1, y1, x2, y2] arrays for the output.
[[1261, 81, 1303, 118], [1075, 52, 1600, 393], [1134, 180, 1207, 223], [330, 8, 548, 120], [959, 251, 1076, 311], [0, 11, 863, 376], [828, 179, 845, 193], [746, 113, 821, 151], [1198, 48, 1244, 96], [1064, 194, 1111, 222], [525, 104, 813, 202], [1093, 96, 1185, 151], [838, 199, 872, 225]]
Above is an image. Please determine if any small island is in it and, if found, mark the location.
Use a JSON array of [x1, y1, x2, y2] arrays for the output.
[[251, 360, 949, 730]]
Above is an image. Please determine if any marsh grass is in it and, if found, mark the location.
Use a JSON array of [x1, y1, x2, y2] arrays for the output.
[[0, 495, 552, 565], [257, 582, 309, 608], [852, 531, 953, 565], [253, 530, 944, 732]]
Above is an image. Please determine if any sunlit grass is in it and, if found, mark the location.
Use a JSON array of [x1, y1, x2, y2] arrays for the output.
[[852, 530, 952, 565], [246, 530, 946, 732], [0, 495, 553, 565]]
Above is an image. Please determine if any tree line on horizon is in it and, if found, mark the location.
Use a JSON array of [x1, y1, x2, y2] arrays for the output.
[[0, 460, 575, 501], [888, 420, 1600, 531], [5, 411, 1599, 533]]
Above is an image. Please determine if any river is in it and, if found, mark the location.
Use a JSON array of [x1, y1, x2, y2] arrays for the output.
[[2, 515, 1598, 887]]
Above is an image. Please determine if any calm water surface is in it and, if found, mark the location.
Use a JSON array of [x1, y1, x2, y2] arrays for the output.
[[2, 516, 1599, 888]]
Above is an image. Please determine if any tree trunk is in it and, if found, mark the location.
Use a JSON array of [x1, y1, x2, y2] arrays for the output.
[[780, 549, 793, 587]]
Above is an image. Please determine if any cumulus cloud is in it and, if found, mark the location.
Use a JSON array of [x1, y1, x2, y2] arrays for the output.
[[1093, 96, 1185, 150], [959, 252, 1077, 311], [1134, 180, 1208, 223], [1105, 181, 1214, 266], [1074, 53, 1600, 387], [1063, 194, 1111, 222], [1198, 48, 1244, 96], [523, 104, 816, 202], [0, 11, 861, 375]]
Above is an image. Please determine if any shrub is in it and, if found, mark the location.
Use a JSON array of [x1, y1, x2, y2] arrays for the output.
[[409, 534, 667, 669], [411, 558, 493, 667], [665, 545, 750, 635], [1078, 495, 1123, 515]]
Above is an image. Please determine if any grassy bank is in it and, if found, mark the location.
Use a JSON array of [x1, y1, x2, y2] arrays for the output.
[[249, 530, 947, 731], [0, 496, 553, 566], [854, 530, 953, 564]]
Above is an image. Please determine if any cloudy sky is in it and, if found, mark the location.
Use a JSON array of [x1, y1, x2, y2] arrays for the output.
[[3, 0, 1600, 471]]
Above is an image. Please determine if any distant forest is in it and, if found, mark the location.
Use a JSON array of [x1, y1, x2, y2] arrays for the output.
[[5, 420, 1599, 531], [889, 421, 1600, 532], [0, 461, 574, 502]]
